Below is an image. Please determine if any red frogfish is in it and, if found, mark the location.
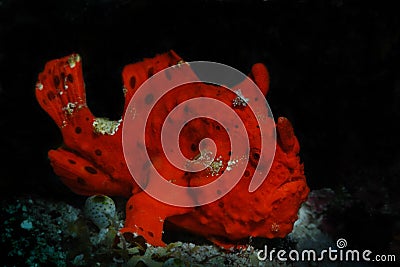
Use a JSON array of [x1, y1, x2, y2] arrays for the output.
[[35, 50, 309, 248]]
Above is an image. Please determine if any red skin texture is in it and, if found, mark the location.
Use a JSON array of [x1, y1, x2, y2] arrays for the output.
[[36, 50, 309, 248]]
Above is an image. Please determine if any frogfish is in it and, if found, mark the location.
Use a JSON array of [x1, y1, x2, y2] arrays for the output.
[[35, 50, 309, 248]]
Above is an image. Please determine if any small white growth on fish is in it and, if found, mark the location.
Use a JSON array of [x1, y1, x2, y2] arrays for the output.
[[36, 82, 43, 90], [63, 75, 69, 90], [122, 86, 128, 96], [256, 111, 268, 122], [186, 150, 212, 171], [93, 117, 122, 135], [208, 156, 223, 176], [63, 102, 77, 115], [173, 59, 189, 68], [128, 106, 137, 120], [68, 54, 81, 69], [271, 222, 280, 233], [226, 159, 239, 172], [226, 154, 248, 172], [232, 89, 249, 107]]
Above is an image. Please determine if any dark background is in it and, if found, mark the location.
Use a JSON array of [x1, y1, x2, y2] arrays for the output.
[[1, 0, 399, 256]]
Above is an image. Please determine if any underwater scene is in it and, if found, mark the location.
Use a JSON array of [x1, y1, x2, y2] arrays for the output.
[[1, 0, 399, 266]]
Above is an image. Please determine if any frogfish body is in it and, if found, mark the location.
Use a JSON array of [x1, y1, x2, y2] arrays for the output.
[[35, 50, 309, 248]]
